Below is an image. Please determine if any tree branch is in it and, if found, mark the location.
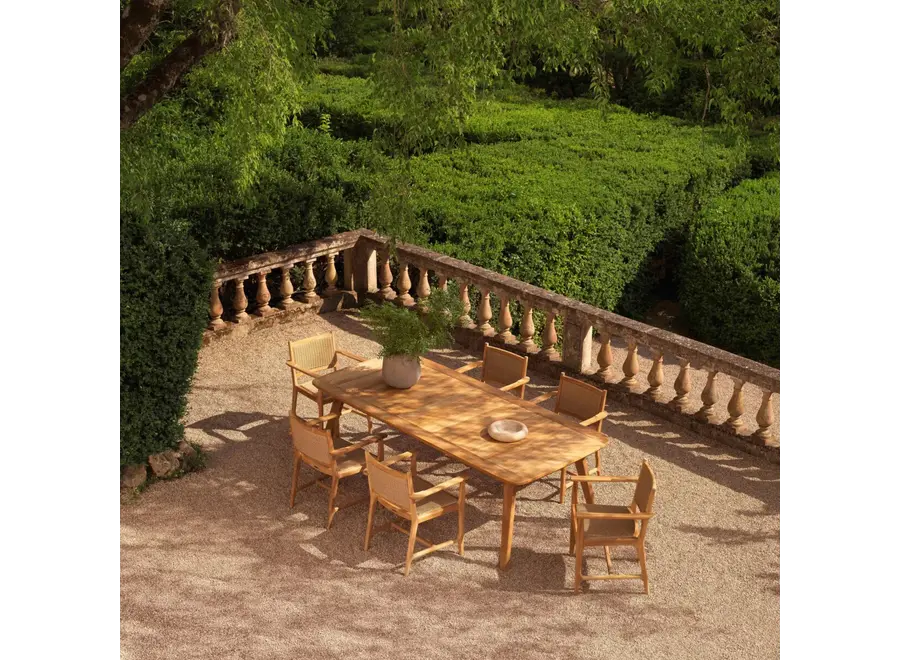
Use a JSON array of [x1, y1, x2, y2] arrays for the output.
[[120, 0, 171, 71], [120, 0, 242, 130]]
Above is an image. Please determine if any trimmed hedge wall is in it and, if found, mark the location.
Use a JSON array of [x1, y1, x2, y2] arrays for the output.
[[680, 172, 780, 366], [121, 214, 212, 467]]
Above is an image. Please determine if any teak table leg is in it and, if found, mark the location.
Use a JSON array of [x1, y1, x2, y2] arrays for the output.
[[575, 459, 596, 504], [326, 400, 344, 441], [499, 483, 518, 570]]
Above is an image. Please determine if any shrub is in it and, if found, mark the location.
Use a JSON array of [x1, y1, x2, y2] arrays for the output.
[[680, 172, 780, 366], [120, 214, 212, 467]]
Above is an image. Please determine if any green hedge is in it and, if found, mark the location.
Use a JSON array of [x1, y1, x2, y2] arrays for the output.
[[120, 214, 212, 467], [408, 101, 750, 315], [680, 172, 780, 366]]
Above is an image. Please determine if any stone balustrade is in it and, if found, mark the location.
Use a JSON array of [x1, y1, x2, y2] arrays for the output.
[[205, 229, 779, 460]]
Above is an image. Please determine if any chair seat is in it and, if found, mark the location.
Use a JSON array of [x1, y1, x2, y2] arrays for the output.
[[297, 382, 334, 400], [412, 476, 458, 519], [332, 437, 367, 476], [578, 504, 637, 541]]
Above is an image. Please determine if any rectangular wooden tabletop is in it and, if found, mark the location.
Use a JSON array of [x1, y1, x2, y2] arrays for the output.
[[313, 357, 608, 486]]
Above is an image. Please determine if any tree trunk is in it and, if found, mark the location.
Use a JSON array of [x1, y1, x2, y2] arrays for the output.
[[120, 0, 241, 130], [120, 0, 171, 71]]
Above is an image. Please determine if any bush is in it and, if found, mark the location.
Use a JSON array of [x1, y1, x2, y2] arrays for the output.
[[680, 172, 780, 366], [121, 214, 212, 467]]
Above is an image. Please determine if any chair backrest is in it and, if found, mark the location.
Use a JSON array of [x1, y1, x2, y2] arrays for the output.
[[482, 344, 528, 387], [632, 460, 656, 537], [555, 374, 607, 429], [289, 413, 334, 470], [288, 333, 337, 385], [365, 453, 414, 514]]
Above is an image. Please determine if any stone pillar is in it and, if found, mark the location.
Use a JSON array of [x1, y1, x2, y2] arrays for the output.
[[299, 259, 320, 304], [477, 287, 495, 336], [672, 359, 692, 413], [621, 340, 640, 390], [726, 378, 745, 432], [696, 370, 718, 423], [458, 281, 474, 328], [518, 303, 537, 353], [596, 332, 614, 383], [562, 317, 593, 374], [647, 350, 664, 401], [415, 267, 431, 303], [497, 295, 515, 344], [753, 390, 775, 446], [540, 312, 559, 360], [277, 266, 296, 309], [324, 253, 338, 297], [253, 270, 274, 317], [396, 262, 414, 307], [437, 274, 448, 291], [208, 281, 226, 330], [232, 277, 250, 323], [352, 242, 378, 300], [378, 250, 396, 301], [338, 248, 359, 308]]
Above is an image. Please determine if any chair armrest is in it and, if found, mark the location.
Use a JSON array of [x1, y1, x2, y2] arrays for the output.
[[411, 475, 467, 501], [286, 361, 326, 379], [381, 451, 416, 468], [456, 360, 483, 374], [331, 433, 387, 457], [579, 411, 609, 427], [499, 377, 530, 392], [335, 349, 367, 362], [575, 510, 653, 520], [304, 413, 341, 427], [531, 389, 558, 404], [568, 474, 638, 483]]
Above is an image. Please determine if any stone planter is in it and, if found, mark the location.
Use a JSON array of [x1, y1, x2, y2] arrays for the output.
[[382, 355, 422, 389]]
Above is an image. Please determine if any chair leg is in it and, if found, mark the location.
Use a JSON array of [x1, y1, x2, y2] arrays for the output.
[[568, 514, 576, 556], [595, 450, 602, 474], [363, 495, 377, 551], [291, 388, 298, 417], [559, 468, 567, 504], [457, 494, 466, 556], [289, 456, 301, 509], [604, 545, 612, 573], [377, 439, 384, 462], [367, 415, 373, 434], [637, 541, 650, 594], [325, 475, 339, 529], [574, 524, 584, 594], [404, 519, 419, 576]]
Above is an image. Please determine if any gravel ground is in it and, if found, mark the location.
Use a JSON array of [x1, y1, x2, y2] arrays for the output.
[[121, 311, 780, 660]]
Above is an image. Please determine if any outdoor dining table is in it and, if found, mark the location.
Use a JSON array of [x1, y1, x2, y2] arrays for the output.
[[312, 356, 609, 570]]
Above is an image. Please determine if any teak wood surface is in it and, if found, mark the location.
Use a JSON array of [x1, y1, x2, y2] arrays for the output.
[[313, 358, 609, 570]]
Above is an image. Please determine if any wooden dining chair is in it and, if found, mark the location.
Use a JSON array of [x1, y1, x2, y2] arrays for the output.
[[456, 344, 530, 398], [363, 452, 469, 576], [287, 332, 372, 432], [532, 373, 608, 502], [569, 460, 656, 594], [289, 411, 385, 529]]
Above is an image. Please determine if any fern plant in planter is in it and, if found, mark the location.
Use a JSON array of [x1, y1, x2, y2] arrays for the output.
[[359, 287, 463, 388]]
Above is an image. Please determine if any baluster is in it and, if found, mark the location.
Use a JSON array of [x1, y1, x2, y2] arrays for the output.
[[497, 295, 514, 343], [299, 259, 320, 304], [458, 281, 474, 328], [415, 266, 431, 302], [208, 281, 225, 330], [621, 340, 640, 390], [378, 251, 396, 301], [232, 277, 250, 323], [396, 262, 414, 306], [253, 270, 273, 316], [695, 370, 719, 423], [477, 287, 495, 336], [672, 359, 692, 413], [647, 350, 664, 401], [437, 274, 448, 291], [726, 378, 746, 432], [596, 332, 614, 382], [540, 312, 559, 359], [753, 390, 775, 445], [324, 253, 338, 297], [277, 266, 296, 309], [518, 303, 537, 352]]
